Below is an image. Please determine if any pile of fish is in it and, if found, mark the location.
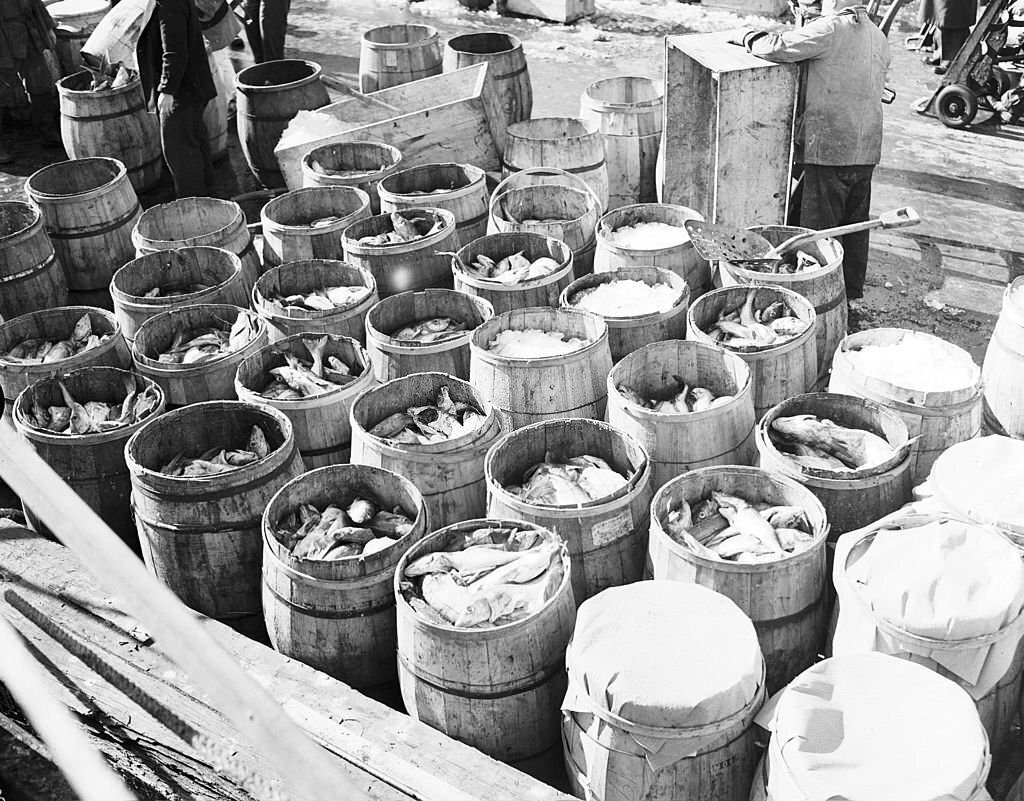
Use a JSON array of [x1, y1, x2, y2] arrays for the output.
[[664, 491, 816, 562], [258, 336, 358, 400], [273, 495, 415, 559], [263, 284, 371, 315], [401, 526, 564, 628], [706, 289, 809, 348], [368, 386, 484, 444], [488, 329, 589, 358], [305, 216, 347, 228], [83, 55, 135, 91], [462, 251, 562, 284], [617, 377, 735, 414], [570, 279, 681, 317], [744, 250, 822, 274], [606, 221, 689, 249], [1, 314, 110, 364], [392, 317, 467, 344], [769, 414, 897, 472], [358, 212, 446, 246], [155, 312, 258, 365], [160, 425, 271, 477], [0, 509, 25, 529], [142, 282, 212, 298], [24, 375, 160, 435], [307, 161, 386, 179], [505, 452, 629, 505]]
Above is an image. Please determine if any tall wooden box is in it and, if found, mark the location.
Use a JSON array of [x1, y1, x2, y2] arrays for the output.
[[502, 0, 595, 23]]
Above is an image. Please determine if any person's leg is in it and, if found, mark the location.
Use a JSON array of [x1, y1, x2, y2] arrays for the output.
[[195, 101, 215, 191], [259, 0, 291, 61], [243, 0, 264, 62], [161, 98, 211, 197], [0, 115, 10, 165], [939, 26, 971, 62], [20, 51, 61, 145], [835, 165, 874, 300]]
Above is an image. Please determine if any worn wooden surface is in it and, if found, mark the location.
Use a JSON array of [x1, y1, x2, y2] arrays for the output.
[[503, 0, 595, 23]]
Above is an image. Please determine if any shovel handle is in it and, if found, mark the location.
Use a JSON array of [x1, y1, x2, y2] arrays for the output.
[[770, 207, 921, 257]]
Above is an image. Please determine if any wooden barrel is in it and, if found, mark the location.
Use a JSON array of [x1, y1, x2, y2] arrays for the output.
[[395, 518, 575, 761], [578, 76, 662, 210], [364, 289, 493, 382], [359, 24, 443, 93], [453, 232, 575, 315], [26, 157, 141, 292], [485, 418, 652, 602], [262, 464, 428, 688], [205, 47, 233, 162], [131, 304, 269, 407], [606, 340, 758, 492], [829, 328, 983, 481], [350, 372, 506, 530], [252, 259, 378, 344], [687, 285, 818, 420], [756, 393, 914, 539], [235, 59, 331, 188], [57, 70, 162, 193], [236, 333, 376, 469], [301, 141, 404, 214], [378, 163, 488, 250], [341, 207, 457, 297], [649, 465, 829, 694], [260, 186, 372, 267], [443, 32, 532, 128], [110, 246, 248, 344], [469, 306, 613, 431], [0, 202, 68, 319], [982, 277, 1024, 438], [594, 203, 709, 298], [49, 0, 109, 75], [559, 266, 689, 362], [132, 197, 262, 292], [13, 366, 165, 549], [503, 117, 609, 210], [720, 225, 846, 381], [126, 400, 304, 620]]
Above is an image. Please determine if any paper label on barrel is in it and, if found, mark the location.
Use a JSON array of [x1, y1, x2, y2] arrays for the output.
[[385, 51, 399, 68], [590, 509, 633, 547]]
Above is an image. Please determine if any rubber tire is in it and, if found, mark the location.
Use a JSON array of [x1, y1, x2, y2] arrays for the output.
[[936, 84, 978, 128]]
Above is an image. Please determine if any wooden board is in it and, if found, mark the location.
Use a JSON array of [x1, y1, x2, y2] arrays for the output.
[[502, 0, 595, 23], [702, 0, 789, 18]]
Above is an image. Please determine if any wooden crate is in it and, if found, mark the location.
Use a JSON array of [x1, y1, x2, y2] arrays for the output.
[[661, 33, 798, 228], [703, 0, 790, 17], [502, 0, 595, 23]]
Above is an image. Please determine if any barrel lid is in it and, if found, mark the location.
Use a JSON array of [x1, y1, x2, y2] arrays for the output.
[[48, 0, 108, 19], [929, 436, 1024, 535]]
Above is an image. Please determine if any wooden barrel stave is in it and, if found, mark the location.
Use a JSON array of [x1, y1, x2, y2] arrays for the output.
[[260, 186, 372, 267], [378, 163, 488, 250], [359, 24, 443, 93], [443, 32, 532, 128], [301, 141, 404, 214], [0, 202, 68, 320]]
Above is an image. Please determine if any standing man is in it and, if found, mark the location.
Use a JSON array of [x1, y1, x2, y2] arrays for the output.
[[732, 0, 891, 306], [243, 0, 289, 62]]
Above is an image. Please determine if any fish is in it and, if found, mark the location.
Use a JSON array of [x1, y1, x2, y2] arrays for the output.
[[273, 494, 415, 559], [708, 289, 808, 348], [160, 425, 271, 476], [347, 498, 376, 524], [367, 387, 484, 445], [509, 452, 629, 506], [404, 546, 523, 579], [1, 314, 111, 365], [464, 251, 562, 284], [616, 378, 733, 414], [358, 212, 445, 246], [156, 312, 258, 365], [421, 573, 492, 627], [770, 414, 896, 470], [265, 285, 371, 315], [712, 492, 784, 553], [26, 376, 160, 435], [259, 337, 357, 399], [392, 317, 467, 344]]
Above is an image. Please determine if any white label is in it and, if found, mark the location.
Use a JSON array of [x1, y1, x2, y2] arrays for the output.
[[590, 509, 633, 548]]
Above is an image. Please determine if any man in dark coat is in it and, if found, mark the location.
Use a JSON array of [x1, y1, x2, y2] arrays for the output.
[[243, 0, 289, 62], [925, 0, 978, 71]]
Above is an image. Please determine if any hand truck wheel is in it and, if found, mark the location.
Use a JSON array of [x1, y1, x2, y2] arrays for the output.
[[935, 84, 978, 127]]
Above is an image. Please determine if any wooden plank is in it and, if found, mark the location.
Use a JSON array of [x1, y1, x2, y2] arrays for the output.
[[502, 0, 595, 23]]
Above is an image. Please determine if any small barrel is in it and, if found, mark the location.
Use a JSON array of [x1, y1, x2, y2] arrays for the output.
[[649, 465, 830, 693], [262, 464, 428, 688], [559, 266, 689, 362], [252, 259, 378, 344], [364, 289, 494, 382], [131, 304, 268, 407], [0, 202, 68, 319], [205, 47, 233, 162], [443, 32, 532, 128], [378, 163, 488, 250], [606, 340, 758, 492], [578, 76, 662, 210], [301, 141, 404, 214], [982, 277, 1024, 438], [359, 24, 443, 93], [235, 333, 375, 469], [260, 186, 372, 267], [341, 207, 457, 297], [687, 285, 818, 420], [49, 0, 109, 75], [395, 518, 575, 761], [57, 71, 162, 193], [126, 400, 304, 621], [110, 246, 248, 344], [470, 306, 613, 431], [350, 372, 506, 530], [235, 59, 331, 188], [485, 418, 652, 602]]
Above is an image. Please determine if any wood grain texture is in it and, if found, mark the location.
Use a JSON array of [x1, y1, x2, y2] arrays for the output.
[[261, 186, 371, 267], [301, 141, 404, 214], [503, 0, 594, 23], [379, 163, 489, 250], [359, 25, 443, 94], [444, 32, 532, 129], [0, 202, 68, 320], [982, 278, 1024, 438]]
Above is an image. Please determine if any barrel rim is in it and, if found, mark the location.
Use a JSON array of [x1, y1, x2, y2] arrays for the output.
[[686, 284, 817, 356], [131, 303, 266, 372], [26, 156, 128, 201], [252, 259, 378, 321], [236, 58, 324, 92], [445, 31, 523, 55], [490, 167, 604, 225], [506, 116, 602, 143], [57, 69, 142, 98], [365, 288, 494, 354], [0, 201, 42, 243], [111, 246, 244, 308], [341, 207, 457, 254], [133, 196, 246, 247], [453, 232, 575, 293], [581, 75, 664, 111], [260, 185, 371, 231], [596, 203, 703, 256], [559, 266, 689, 324], [378, 162, 485, 203], [48, 0, 110, 21], [302, 140, 403, 175], [361, 23, 439, 47], [469, 306, 610, 365]]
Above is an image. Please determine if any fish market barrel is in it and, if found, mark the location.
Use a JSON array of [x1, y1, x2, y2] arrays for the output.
[[132, 304, 268, 407], [126, 401, 304, 622], [57, 70, 162, 193], [687, 285, 817, 420], [649, 465, 829, 693], [262, 464, 428, 687], [111, 246, 248, 344], [364, 289, 493, 382], [359, 24, 443, 93], [485, 418, 652, 602], [559, 267, 688, 362], [0, 202, 68, 320], [235, 59, 331, 189], [301, 141, 404, 214], [394, 518, 575, 761], [235, 333, 375, 469], [13, 367, 164, 549], [756, 393, 913, 539], [378, 163, 488, 251], [341, 208, 457, 297], [25, 157, 141, 293], [470, 307, 613, 430], [260, 186, 372, 267], [982, 277, 1024, 437], [606, 340, 758, 492], [578, 76, 662, 210], [562, 581, 764, 801], [828, 328, 983, 481], [443, 32, 532, 128], [49, 0, 108, 75]]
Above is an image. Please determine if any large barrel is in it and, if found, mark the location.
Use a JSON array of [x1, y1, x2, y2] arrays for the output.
[[26, 157, 141, 292], [57, 71, 162, 193], [301, 141, 404, 214], [49, 0, 109, 75], [378, 163, 488, 250], [205, 47, 234, 162], [359, 24, 443, 93], [982, 277, 1024, 437], [443, 32, 532, 128], [0, 202, 68, 319], [235, 59, 331, 188], [260, 186, 371, 267]]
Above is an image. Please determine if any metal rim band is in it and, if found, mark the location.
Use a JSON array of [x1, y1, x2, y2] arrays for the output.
[[45, 203, 141, 240], [496, 394, 606, 419], [299, 439, 349, 459], [263, 580, 395, 619], [63, 103, 147, 121], [398, 652, 564, 700], [0, 252, 58, 285], [493, 65, 528, 80], [500, 159, 606, 176], [130, 451, 296, 504]]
